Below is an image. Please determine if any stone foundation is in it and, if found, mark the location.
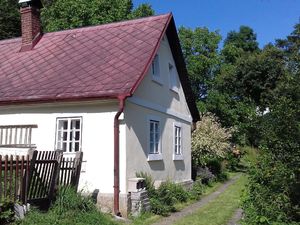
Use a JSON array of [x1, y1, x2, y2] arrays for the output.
[[97, 193, 129, 217], [129, 190, 150, 217]]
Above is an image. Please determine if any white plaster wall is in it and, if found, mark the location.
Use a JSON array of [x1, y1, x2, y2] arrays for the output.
[[133, 35, 191, 117], [124, 35, 193, 187], [125, 102, 191, 185], [0, 101, 127, 194]]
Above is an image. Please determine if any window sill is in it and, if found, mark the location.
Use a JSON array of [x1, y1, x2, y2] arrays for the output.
[[147, 153, 163, 161], [173, 154, 184, 161], [170, 86, 179, 94], [152, 76, 163, 86]]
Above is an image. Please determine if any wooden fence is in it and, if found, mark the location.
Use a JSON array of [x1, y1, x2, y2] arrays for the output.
[[0, 150, 83, 208], [0, 154, 30, 204]]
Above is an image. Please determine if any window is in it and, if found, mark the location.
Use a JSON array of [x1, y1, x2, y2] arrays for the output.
[[173, 122, 184, 160], [56, 117, 82, 152], [169, 63, 178, 92], [147, 116, 162, 161], [174, 125, 181, 155], [149, 120, 160, 154], [151, 54, 162, 83]]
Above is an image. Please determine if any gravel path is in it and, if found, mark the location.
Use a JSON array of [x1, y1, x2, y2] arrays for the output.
[[151, 175, 241, 225]]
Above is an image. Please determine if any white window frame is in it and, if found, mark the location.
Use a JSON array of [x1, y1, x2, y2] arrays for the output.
[[151, 54, 163, 85], [169, 62, 179, 93], [147, 115, 162, 161], [55, 117, 82, 153], [173, 122, 184, 161]]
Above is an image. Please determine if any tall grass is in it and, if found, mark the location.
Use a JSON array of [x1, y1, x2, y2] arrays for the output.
[[13, 186, 117, 225]]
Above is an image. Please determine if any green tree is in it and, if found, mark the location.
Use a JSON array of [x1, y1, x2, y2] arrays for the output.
[[224, 25, 259, 53], [0, 0, 20, 40], [0, 0, 154, 38], [243, 22, 300, 225], [277, 22, 300, 75], [178, 27, 222, 100], [41, 0, 155, 32], [129, 3, 154, 19], [41, 0, 134, 32]]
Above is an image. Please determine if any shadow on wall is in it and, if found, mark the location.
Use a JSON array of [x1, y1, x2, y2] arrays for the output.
[[174, 160, 185, 171], [149, 160, 165, 171]]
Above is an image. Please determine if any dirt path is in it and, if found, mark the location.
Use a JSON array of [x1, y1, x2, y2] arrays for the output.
[[226, 208, 243, 225], [151, 175, 241, 225]]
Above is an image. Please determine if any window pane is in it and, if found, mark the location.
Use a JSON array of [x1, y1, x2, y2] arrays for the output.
[[152, 55, 159, 77], [150, 122, 154, 132], [62, 143, 67, 152], [75, 120, 80, 129], [155, 122, 158, 131], [155, 143, 159, 153], [63, 121, 68, 129], [155, 132, 159, 142], [57, 131, 62, 141], [150, 143, 154, 154], [69, 142, 72, 152], [75, 131, 80, 141], [63, 132, 68, 141], [150, 132, 154, 142], [152, 62, 155, 75], [75, 142, 79, 152], [71, 119, 80, 129]]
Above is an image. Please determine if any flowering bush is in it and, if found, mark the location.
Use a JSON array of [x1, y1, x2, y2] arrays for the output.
[[192, 113, 234, 167]]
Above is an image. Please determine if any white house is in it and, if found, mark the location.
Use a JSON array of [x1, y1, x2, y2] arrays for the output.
[[0, 0, 199, 216]]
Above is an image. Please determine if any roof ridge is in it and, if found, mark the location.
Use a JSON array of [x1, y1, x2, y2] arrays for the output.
[[0, 37, 21, 45], [43, 13, 172, 37]]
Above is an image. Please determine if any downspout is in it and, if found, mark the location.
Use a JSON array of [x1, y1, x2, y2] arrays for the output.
[[113, 95, 127, 216]]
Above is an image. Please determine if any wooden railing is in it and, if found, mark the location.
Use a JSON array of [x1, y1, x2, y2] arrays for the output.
[[0, 125, 37, 148], [0, 150, 83, 208]]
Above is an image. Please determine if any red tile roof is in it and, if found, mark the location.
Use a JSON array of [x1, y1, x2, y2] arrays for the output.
[[0, 13, 200, 121], [0, 14, 171, 103]]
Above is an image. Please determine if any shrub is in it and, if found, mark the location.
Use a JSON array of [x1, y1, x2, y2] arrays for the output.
[[136, 172, 191, 216], [192, 113, 234, 167], [0, 199, 15, 224], [195, 167, 216, 184], [189, 180, 204, 200], [242, 150, 300, 225]]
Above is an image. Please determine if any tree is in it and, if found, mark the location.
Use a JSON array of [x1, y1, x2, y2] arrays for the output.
[[129, 3, 154, 19], [0, 0, 20, 40], [41, 0, 155, 32], [0, 0, 154, 38], [224, 25, 259, 53], [41, 0, 134, 32], [243, 21, 300, 225], [178, 27, 221, 100], [191, 113, 233, 167], [277, 22, 300, 75]]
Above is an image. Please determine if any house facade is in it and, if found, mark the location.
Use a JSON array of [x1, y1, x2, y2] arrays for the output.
[[0, 0, 199, 216]]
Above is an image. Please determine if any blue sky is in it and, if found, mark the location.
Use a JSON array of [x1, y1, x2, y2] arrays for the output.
[[133, 0, 300, 48]]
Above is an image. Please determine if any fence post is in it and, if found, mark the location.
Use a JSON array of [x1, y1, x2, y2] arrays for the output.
[[48, 151, 63, 202], [24, 150, 38, 204], [73, 151, 83, 190]]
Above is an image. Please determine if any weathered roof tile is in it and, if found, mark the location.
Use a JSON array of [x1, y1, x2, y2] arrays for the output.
[[0, 14, 171, 103]]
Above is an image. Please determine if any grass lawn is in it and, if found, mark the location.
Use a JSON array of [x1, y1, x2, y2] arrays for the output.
[[129, 173, 239, 225], [173, 174, 247, 225]]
